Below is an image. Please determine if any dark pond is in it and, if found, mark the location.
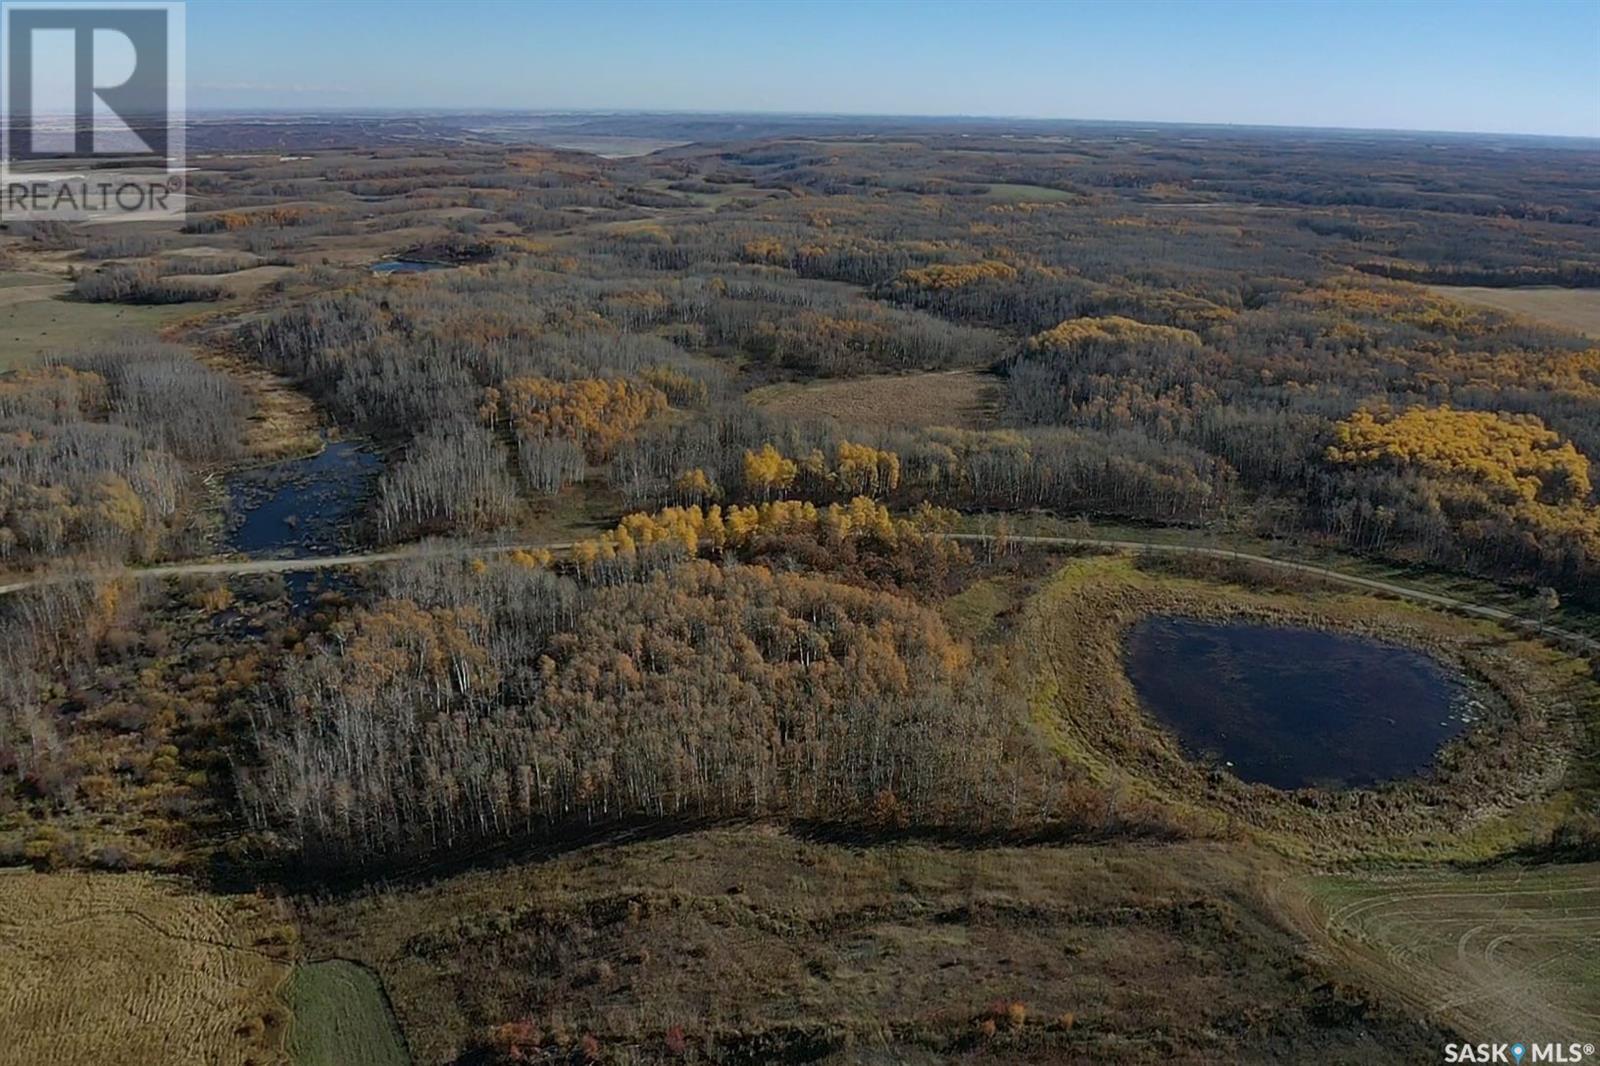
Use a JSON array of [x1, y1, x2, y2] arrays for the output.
[[224, 440, 381, 558], [371, 258, 453, 275], [1123, 616, 1478, 790]]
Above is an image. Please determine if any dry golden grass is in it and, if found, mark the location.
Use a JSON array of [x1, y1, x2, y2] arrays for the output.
[[185, 345, 322, 462], [1427, 284, 1600, 338], [748, 368, 1000, 429], [164, 265, 296, 299], [0, 869, 293, 1066]]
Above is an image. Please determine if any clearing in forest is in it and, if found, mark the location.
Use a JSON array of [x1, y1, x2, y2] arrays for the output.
[[1292, 864, 1600, 1043], [1427, 284, 1600, 338], [747, 368, 1000, 429], [0, 280, 206, 368], [0, 868, 293, 1066]]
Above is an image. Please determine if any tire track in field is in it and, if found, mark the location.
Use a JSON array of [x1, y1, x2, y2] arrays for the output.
[[1290, 867, 1600, 1042]]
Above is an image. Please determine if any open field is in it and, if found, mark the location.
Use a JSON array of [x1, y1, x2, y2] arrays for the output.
[[0, 271, 60, 289], [0, 280, 212, 368], [1290, 864, 1600, 1043], [980, 182, 1080, 202], [0, 868, 292, 1066], [165, 264, 296, 299], [1427, 284, 1600, 338], [747, 368, 1000, 429], [287, 961, 410, 1066], [301, 830, 1446, 1065]]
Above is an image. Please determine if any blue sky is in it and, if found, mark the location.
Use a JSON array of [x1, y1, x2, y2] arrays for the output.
[[187, 0, 1600, 137]]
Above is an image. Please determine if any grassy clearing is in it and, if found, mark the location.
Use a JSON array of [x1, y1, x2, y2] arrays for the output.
[[747, 368, 1000, 430], [287, 961, 410, 1066], [940, 575, 1018, 640], [1290, 864, 1600, 1042], [0, 271, 60, 289], [1427, 284, 1600, 339], [300, 829, 1444, 1065], [1019, 553, 1596, 862], [0, 288, 210, 368], [0, 868, 293, 1066]]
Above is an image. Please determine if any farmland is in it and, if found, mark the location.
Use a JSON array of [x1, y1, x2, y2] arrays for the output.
[[0, 275, 208, 369], [1293, 864, 1600, 1043], [300, 829, 1449, 1065], [286, 961, 410, 1066], [0, 869, 292, 1066]]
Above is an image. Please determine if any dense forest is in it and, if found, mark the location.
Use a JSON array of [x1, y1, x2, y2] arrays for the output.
[[201, 131, 1600, 598]]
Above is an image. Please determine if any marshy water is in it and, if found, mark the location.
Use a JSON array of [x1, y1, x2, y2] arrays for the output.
[[224, 440, 381, 557], [1123, 616, 1477, 790]]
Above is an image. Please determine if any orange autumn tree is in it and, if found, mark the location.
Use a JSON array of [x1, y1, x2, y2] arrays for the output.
[[1327, 404, 1600, 566], [739, 441, 901, 500], [1328, 405, 1592, 505], [895, 260, 1019, 291], [1026, 315, 1202, 357], [479, 376, 666, 461], [568, 497, 917, 575], [741, 444, 798, 500]]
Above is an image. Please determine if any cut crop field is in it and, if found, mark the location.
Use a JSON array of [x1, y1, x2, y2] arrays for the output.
[[1294, 864, 1600, 1043], [1427, 285, 1600, 338], [0, 868, 293, 1066], [287, 960, 411, 1066], [747, 368, 1000, 429]]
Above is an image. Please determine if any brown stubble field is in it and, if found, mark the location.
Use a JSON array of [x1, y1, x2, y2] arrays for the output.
[[0, 869, 294, 1066]]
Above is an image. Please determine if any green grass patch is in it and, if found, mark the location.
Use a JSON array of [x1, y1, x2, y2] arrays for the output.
[[940, 576, 1014, 639], [287, 960, 411, 1066], [0, 293, 210, 368]]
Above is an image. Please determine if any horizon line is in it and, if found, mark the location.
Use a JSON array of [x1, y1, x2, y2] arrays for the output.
[[178, 106, 1600, 145]]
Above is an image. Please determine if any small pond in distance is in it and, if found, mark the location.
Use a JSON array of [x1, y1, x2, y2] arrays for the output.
[[371, 258, 453, 275], [1123, 617, 1478, 790]]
